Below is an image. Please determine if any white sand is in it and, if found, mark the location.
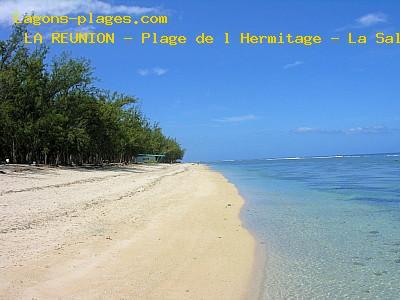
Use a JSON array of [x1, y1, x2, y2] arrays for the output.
[[0, 164, 256, 299]]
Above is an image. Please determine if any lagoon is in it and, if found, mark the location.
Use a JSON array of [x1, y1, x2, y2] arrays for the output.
[[211, 154, 400, 299]]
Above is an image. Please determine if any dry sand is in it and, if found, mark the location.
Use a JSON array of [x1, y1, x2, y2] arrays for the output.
[[0, 163, 256, 299]]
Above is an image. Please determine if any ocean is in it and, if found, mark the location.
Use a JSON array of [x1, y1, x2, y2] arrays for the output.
[[210, 154, 400, 299]]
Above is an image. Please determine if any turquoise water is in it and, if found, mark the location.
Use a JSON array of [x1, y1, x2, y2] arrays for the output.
[[210, 154, 400, 299]]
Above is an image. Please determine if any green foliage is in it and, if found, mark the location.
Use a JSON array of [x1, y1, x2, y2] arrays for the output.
[[0, 24, 184, 165]]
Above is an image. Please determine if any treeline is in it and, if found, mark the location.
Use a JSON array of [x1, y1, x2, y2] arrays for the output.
[[0, 25, 184, 165]]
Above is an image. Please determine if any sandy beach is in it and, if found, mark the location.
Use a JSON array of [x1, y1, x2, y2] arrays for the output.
[[0, 163, 256, 299]]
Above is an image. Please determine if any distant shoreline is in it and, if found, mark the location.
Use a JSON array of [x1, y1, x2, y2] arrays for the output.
[[0, 163, 256, 299]]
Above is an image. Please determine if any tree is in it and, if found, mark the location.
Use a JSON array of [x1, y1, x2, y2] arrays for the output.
[[0, 24, 185, 165]]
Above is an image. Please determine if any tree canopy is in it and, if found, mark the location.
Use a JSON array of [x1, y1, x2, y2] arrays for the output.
[[0, 24, 184, 165]]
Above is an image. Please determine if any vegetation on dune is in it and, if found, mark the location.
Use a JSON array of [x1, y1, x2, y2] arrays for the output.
[[0, 25, 184, 165]]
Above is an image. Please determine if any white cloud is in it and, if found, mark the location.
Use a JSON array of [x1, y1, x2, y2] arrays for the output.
[[293, 126, 398, 135], [137, 69, 150, 76], [356, 13, 387, 27], [74, 25, 95, 33], [293, 127, 340, 134], [153, 67, 168, 76], [214, 114, 257, 123], [345, 126, 393, 134], [43, 24, 95, 39], [294, 127, 319, 133], [283, 61, 304, 70], [0, 0, 159, 25], [137, 67, 168, 77], [336, 12, 388, 31]]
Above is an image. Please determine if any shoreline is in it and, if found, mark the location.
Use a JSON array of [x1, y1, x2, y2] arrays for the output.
[[0, 163, 257, 299], [209, 165, 266, 300], [204, 164, 266, 300], [250, 241, 267, 300]]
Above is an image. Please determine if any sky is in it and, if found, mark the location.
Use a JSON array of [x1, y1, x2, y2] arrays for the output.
[[1, 0, 400, 161]]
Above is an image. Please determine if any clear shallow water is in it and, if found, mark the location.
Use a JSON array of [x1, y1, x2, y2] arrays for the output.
[[210, 154, 400, 299]]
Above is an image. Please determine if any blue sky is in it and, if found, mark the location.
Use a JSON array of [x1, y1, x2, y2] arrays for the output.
[[1, 0, 400, 161]]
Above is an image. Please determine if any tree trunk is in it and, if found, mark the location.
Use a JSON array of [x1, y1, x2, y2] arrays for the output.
[[12, 139, 16, 163]]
